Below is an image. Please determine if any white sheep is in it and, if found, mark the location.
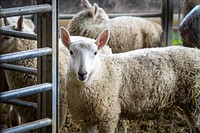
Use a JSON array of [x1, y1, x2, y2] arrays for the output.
[[0, 16, 69, 129], [0, 16, 33, 93], [67, 0, 163, 53], [60, 27, 200, 133]]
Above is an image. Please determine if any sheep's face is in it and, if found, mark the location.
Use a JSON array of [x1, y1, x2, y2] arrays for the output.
[[0, 24, 14, 52], [69, 42, 99, 82], [93, 7, 109, 23], [60, 27, 110, 82], [78, 4, 109, 24], [81, 0, 109, 23], [0, 16, 34, 52]]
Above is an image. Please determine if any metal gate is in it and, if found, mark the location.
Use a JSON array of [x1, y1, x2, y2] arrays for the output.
[[0, 0, 59, 132]]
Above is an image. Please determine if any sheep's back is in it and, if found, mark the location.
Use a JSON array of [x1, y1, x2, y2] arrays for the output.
[[100, 46, 200, 119], [68, 16, 163, 53], [107, 17, 163, 52]]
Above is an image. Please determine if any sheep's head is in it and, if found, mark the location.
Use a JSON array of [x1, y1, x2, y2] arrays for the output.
[[60, 26, 110, 82], [80, 0, 109, 23], [0, 16, 34, 52], [0, 17, 15, 51]]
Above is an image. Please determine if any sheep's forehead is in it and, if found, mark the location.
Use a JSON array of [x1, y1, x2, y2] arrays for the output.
[[70, 39, 97, 52]]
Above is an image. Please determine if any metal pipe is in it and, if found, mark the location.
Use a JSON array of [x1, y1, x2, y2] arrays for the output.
[[0, 83, 52, 102], [0, 28, 37, 40], [4, 99, 37, 109], [0, 4, 52, 18], [0, 47, 52, 63], [0, 63, 37, 75], [52, 0, 59, 132], [59, 12, 162, 19], [0, 118, 52, 133]]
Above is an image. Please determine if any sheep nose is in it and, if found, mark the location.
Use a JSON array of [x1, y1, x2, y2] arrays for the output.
[[78, 71, 88, 81]]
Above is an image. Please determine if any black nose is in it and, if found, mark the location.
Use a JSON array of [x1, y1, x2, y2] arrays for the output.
[[78, 71, 88, 81]]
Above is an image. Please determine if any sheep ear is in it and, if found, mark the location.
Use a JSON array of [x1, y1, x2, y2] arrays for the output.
[[81, 0, 92, 9], [95, 28, 110, 50], [17, 16, 24, 31], [60, 27, 71, 49], [93, 3, 98, 18]]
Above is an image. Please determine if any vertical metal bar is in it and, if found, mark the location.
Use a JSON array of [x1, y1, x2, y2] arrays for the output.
[[32, 0, 38, 32], [44, 10, 53, 133], [177, 0, 181, 45], [37, 1, 45, 133], [51, 0, 59, 132], [161, 0, 167, 46], [37, 0, 58, 132], [167, 0, 174, 46], [162, 0, 174, 46]]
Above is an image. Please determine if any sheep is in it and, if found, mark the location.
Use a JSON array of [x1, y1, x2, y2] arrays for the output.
[[0, 16, 33, 93], [67, 0, 163, 53], [179, 5, 200, 48], [60, 27, 200, 133], [0, 16, 69, 130], [0, 16, 35, 89]]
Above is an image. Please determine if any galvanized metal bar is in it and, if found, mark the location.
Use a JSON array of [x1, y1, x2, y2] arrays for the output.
[[166, 0, 174, 46], [37, 2, 46, 132], [0, 63, 37, 75], [0, 118, 52, 133], [161, 0, 167, 46], [0, 47, 52, 63], [3, 99, 37, 109], [162, 0, 174, 46], [52, 0, 59, 132], [59, 12, 162, 19], [0, 4, 52, 18], [37, 0, 59, 132], [0, 28, 37, 40], [0, 83, 52, 102]]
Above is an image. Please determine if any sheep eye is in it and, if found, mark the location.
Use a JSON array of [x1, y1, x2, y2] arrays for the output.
[[70, 50, 73, 55], [94, 51, 97, 55]]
